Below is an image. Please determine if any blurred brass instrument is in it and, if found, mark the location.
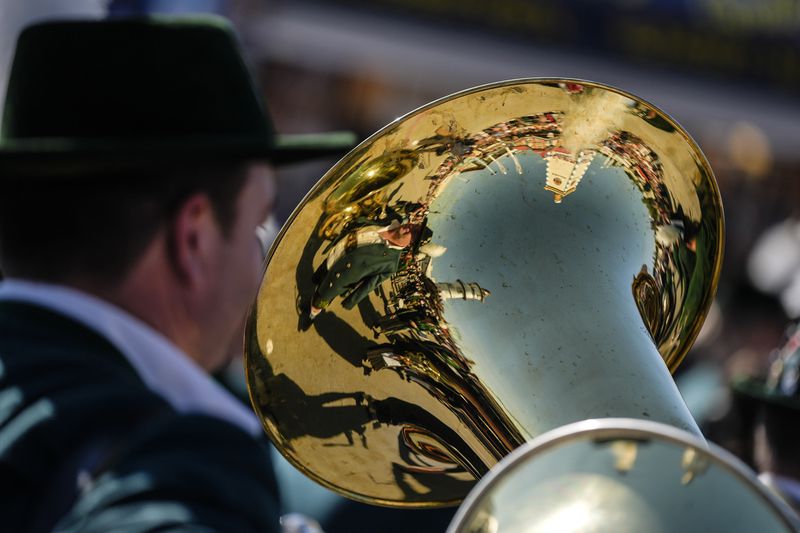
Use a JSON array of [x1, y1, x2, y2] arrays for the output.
[[448, 419, 800, 532], [244, 79, 724, 507]]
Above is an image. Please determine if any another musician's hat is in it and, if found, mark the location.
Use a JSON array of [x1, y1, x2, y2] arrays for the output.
[[733, 323, 800, 411]]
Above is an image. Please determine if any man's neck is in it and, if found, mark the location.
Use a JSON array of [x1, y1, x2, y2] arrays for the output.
[[61, 258, 209, 372], [0, 277, 262, 436]]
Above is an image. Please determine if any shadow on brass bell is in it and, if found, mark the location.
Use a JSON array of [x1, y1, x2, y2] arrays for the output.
[[244, 79, 724, 507]]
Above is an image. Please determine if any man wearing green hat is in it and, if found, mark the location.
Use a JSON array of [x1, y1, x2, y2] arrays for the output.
[[0, 16, 353, 532], [734, 324, 800, 515]]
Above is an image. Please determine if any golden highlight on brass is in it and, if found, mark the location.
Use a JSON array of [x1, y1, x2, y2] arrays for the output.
[[245, 79, 724, 507]]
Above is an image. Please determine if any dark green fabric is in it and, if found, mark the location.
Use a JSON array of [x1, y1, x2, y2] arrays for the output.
[[56, 415, 280, 533], [0, 301, 280, 532], [0, 17, 356, 174]]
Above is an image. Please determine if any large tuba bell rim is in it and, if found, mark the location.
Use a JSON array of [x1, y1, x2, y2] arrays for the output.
[[447, 418, 800, 532], [255, 77, 724, 372], [245, 77, 724, 507]]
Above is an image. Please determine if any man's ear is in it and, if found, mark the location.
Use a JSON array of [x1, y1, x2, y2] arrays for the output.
[[167, 192, 219, 286]]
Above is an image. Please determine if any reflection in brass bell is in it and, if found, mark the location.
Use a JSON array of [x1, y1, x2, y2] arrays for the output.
[[244, 79, 724, 507], [447, 419, 799, 532]]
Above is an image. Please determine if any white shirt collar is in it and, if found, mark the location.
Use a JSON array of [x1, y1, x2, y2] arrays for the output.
[[0, 278, 262, 437]]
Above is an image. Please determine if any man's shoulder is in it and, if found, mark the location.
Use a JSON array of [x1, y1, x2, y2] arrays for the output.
[[0, 302, 169, 510], [0, 299, 137, 372], [345, 242, 404, 263], [56, 412, 281, 532], [0, 300, 154, 443], [0, 301, 281, 531]]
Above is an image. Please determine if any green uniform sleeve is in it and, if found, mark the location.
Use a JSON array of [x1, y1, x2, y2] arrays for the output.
[[55, 414, 281, 533]]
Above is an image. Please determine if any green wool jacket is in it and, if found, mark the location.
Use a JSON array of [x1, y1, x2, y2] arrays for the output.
[[316, 243, 404, 310], [0, 301, 280, 532]]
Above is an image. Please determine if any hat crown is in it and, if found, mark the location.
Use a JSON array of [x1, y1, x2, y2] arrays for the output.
[[1, 17, 273, 146]]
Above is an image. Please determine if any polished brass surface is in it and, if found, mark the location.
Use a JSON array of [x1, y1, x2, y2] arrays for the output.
[[447, 419, 799, 532], [245, 79, 724, 507]]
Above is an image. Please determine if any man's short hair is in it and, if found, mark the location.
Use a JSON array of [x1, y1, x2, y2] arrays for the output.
[[0, 163, 249, 287]]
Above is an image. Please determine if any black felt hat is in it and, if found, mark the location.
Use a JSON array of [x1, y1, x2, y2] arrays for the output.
[[0, 16, 357, 176]]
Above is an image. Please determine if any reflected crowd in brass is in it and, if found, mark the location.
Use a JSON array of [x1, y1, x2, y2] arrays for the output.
[[245, 79, 724, 507]]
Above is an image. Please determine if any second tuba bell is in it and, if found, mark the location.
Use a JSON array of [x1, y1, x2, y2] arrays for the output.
[[244, 78, 724, 507], [448, 418, 799, 532]]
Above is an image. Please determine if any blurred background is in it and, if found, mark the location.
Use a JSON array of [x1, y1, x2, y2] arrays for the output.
[[2, 0, 800, 530]]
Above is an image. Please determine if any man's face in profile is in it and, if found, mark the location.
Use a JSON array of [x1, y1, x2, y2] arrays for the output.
[[382, 223, 416, 248], [201, 162, 277, 371]]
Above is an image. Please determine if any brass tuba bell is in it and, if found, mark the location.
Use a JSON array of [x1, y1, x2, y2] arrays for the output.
[[244, 79, 724, 507]]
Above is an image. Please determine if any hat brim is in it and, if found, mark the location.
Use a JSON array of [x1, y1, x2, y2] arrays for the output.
[[0, 131, 358, 176], [731, 377, 800, 411], [271, 132, 359, 164]]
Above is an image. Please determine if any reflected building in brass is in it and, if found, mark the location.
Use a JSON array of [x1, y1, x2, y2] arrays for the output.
[[544, 148, 594, 203]]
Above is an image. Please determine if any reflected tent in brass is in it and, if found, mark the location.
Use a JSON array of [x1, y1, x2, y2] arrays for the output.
[[245, 79, 724, 507]]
